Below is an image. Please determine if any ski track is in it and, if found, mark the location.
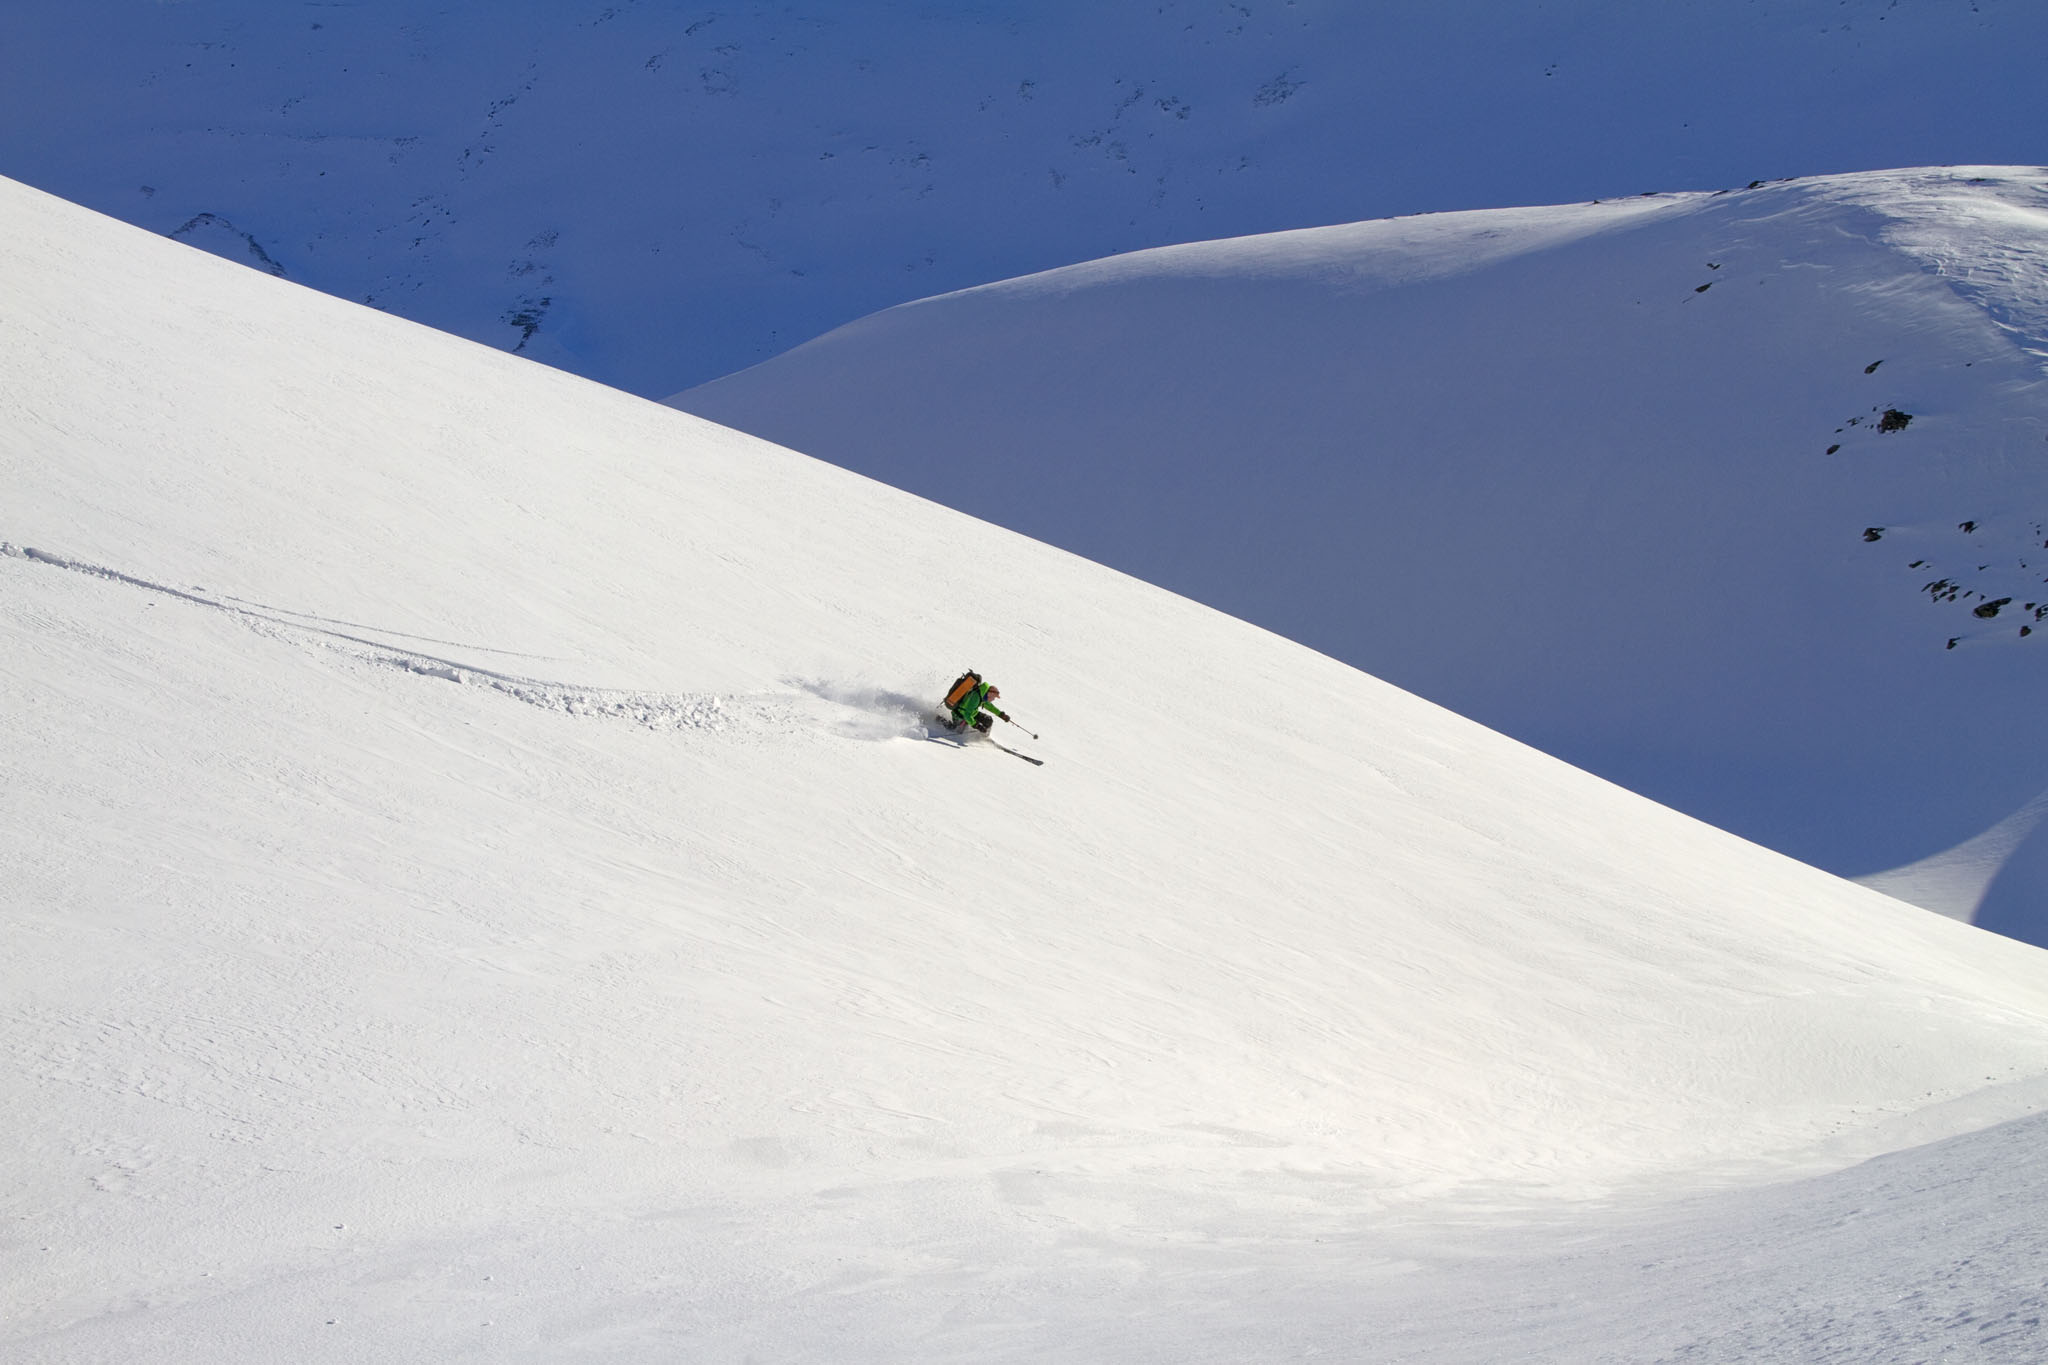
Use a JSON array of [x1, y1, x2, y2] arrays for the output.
[[1, 542, 928, 741]]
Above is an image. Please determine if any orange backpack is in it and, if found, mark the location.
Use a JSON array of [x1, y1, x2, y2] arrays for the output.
[[943, 671, 982, 709]]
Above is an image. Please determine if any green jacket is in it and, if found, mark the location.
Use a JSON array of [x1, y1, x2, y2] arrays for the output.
[[952, 681, 1006, 726]]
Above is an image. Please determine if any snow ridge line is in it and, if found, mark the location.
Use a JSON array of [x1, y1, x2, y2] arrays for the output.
[[1, 541, 758, 733]]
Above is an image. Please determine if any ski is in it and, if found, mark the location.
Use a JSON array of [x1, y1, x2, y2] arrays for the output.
[[931, 714, 1043, 765], [989, 739, 1044, 766]]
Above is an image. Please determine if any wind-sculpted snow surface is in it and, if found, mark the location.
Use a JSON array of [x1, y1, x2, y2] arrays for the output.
[[680, 166, 2048, 947], [1847, 171, 2048, 365], [8, 175, 2048, 1361]]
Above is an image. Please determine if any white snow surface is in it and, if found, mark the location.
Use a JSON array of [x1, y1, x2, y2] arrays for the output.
[[8, 175, 2048, 1361], [678, 166, 2048, 948]]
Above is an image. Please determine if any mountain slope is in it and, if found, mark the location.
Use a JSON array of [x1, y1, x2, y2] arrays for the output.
[[677, 166, 2048, 945], [7, 174, 2048, 1360], [5, 2, 2048, 393]]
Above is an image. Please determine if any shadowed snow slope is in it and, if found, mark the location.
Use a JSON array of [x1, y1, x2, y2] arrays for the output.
[[7, 2, 2048, 394], [7, 175, 2048, 1361], [678, 166, 2048, 946]]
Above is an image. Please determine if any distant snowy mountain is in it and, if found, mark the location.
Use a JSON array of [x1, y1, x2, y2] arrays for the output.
[[678, 166, 2048, 947], [8, 173, 2048, 1361], [5, 2, 2048, 394]]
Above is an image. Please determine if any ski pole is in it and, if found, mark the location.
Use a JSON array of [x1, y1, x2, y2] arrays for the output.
[[998, 711, 1038, 740]]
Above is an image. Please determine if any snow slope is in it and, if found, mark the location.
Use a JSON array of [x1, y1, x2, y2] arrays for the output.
[[678, 166, 2048, 947], [8, 175, 2048, 1360], [5, 1, 2048, 394]]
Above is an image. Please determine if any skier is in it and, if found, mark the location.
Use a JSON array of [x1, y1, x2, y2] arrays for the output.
[[940, 670, 1009, 734]]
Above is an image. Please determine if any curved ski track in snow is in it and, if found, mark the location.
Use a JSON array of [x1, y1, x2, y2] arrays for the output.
[[0, 541, 923, 741]]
